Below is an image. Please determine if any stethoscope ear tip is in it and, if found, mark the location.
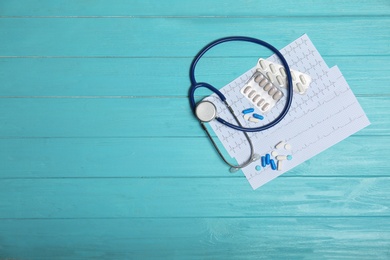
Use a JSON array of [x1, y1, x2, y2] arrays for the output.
[[229, 167, 240, 173]]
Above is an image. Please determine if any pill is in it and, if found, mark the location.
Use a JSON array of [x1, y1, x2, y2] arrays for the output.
[[277, 75, 285, 86], [259, 78, 267, 87], [299, 75, 307, 85], [261, 156, 266, 167], [269, 64, 276, 73], [255, 165, 261, 171], [259, 59, 267, 69], [253, 113, 264, 120], [276, 155, 287, 160], [284, 143, 292, 150], [277, 160, 283, 171], [266, 72, 274, 82], [275, 141, 285, 149], [279, 67, 286, 77], [249, 117, 260, 123], [252, 94, 260, 103], [263, 83, 272, 91], [270, 159, 277, 170], [243, 114, 251, 121], [271, 151, 278, 157], [242, 108, 254, 114], [268, 87, 277, 96], [248, 90, 256, 98], [297, 83, 304, 93], [265, 154, 270, 165], [243, 86, 252, 94], [254, 74, 264, 83], [257, 98, 265, 107], [273, 91, 283, 101], [262, 103, 270, 112], [287, 155, 293, 160], [291, 71, 296, 81]]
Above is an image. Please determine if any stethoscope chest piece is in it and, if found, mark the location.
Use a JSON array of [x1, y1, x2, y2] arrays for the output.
[[195, 101, 217, 122]]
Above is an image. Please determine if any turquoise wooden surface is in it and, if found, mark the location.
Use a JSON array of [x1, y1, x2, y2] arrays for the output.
[[0, 0, 389, 259]]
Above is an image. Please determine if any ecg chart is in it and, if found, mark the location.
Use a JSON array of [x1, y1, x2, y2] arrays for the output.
[[205, 34, 370, 189]]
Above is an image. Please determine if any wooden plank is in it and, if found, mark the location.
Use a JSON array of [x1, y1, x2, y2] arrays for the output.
[[0, 18, 389, 57], [0, 97, 385, 137], [0, 56, 388, 96], [0, 136, 388, 178], [0, 177, 389, 218], [0, 217, 389, 259], [1, 0, 389, 16]]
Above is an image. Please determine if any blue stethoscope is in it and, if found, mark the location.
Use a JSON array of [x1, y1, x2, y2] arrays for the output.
[[188, 36, 293, 172]]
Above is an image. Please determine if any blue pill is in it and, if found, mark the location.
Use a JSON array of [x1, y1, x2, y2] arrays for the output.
[[265, 154, 270, 165], [253, 113, 264, 120], [287, 155, 292, 160], [261, 156, 266, 167], [255, 165, 261, 171], [270, 159, 277, 170], [242, 108, 254, 114]]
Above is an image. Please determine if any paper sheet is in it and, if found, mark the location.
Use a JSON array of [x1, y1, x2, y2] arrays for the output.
[[205, 34, 370, 189]]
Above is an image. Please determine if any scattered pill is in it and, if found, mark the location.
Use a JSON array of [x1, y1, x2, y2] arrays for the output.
[[255, 165, 261, 171], [299, 74, 307, 85], [263, 83, 272, 91], [243, 114, 251, 121], [248, 90, 256, 98], [273, 91, 283, 101], [276, 155, 287, 160], [261, 156, 266, 167], [265, 154, 270, 165], [271, 151, 278, 157], [249, 117, 260, 123], [254, 74, 264, 83], [277, 160, 283, 171], [243, 86, 251, 94], [270, 159, 277, 170], [287, 155, 292, 160], [284, 143, 292, 150], [253, 113, 264, 120], [259, 78, 267, 87], [268, 87, 277, 96], [275, 141, 285, 149], [242, 108, 254, 114]]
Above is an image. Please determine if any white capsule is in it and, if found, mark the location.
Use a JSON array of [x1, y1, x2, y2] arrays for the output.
[[299, 74, 307, 85], [263, 83, 272, 91], [291, 71, 296, 81], [268, 87, 277, 96], [276, 155, 287, 160], [276, 75, 284, 86], [275, 141, 285, 149], [254, 74, 264, 83], [277, 160, 283, 171], [259, 78, 267, 87], [248, 90, 256, 98], [297, 83, 304, 93], [257, 98, 265, 107], [273, 91, 283, 101], [259, 59, 267, 69], [262, 103, 270, 112], [269, 63, 276, 73], [266, 72, 274, 82], [243, 86, 252, 94], [249, 117, 260, 123], [271, 151, 278, 157], [243, 114, 251, 121], [279, 67, 286, 77], [252, 94, 260, 103], [284, 143, 292, 150]]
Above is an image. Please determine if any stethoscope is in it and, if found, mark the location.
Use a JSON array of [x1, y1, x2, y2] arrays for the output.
[[188, 36, 294, 173]]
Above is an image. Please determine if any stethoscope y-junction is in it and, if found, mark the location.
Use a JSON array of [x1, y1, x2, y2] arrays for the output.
[[188, 36, 294, 172]]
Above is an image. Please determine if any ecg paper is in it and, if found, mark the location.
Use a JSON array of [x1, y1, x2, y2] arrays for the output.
[[205, 34, 370, 189]]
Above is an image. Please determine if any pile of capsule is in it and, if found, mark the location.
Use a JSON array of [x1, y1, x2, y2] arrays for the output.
[[255, 140, 293, 172], [242, 107, 264, 123]]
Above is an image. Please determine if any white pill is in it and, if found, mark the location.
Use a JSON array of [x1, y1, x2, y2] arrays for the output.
[[273, 91, 283, 101], [249, 117, 260, 123], [263, 83, 272, 91], [277, 160, 283, 171], [269, 63, 276, 73], [248, 90, 256, 98], [259, 78, 267, 87], [299, 75, 307, 85], [275, 141, 285, 149], [276, 155, 287, 160], [266, 72, 274, 82], [284, 143, 292, 150], [291, 71, 296, 81], [257, 98, 265, 107], [259, 59, 267, 69], [262, 103, 270, 112], [268, 87, 277, 96], [243, 86, 252, 94], [254, 74, 264, 83], [276, 75, 284, 85], [271, 151, 278, 157], [252, 94, 260, 103], [297, 83, 304, 93], [279, 67, 286, 77], [243, 114, 251, 121]]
